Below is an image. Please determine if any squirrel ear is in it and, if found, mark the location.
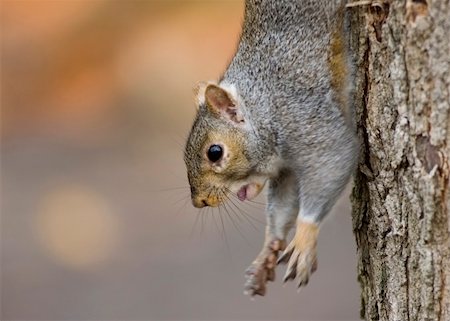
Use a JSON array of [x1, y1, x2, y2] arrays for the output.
[[193, 81, 216, 110], [204, 84, 244, 124]]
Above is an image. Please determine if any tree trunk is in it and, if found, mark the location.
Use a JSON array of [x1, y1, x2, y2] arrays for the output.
[[349, 1, 450, 320]]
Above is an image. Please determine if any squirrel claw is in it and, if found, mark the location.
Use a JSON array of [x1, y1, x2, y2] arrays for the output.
[[277, 246, 293, 265], [244, 239, 284, 297], [279, 242, 318, 288], [279, 221, 319, 288]]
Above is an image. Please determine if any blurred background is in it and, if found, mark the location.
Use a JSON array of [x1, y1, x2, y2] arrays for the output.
[[1, 1, 360, 320]]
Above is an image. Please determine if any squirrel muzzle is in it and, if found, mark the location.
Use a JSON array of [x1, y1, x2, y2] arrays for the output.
[[192, 195, 221, 208]]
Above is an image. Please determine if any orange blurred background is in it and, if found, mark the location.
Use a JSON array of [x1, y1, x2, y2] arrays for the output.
[[1, 1, 360, 320]]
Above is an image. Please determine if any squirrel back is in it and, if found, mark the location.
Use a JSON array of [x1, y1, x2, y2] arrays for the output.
[[223, 0, 352, 125]]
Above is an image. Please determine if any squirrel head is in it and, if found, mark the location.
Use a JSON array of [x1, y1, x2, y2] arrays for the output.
[[184, 82, 267, 208]]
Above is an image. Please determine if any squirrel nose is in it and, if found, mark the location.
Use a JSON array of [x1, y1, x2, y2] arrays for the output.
[[193, 198, 209, 208]]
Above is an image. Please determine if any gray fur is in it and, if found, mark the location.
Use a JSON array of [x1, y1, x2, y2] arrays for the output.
[[184, 0, 358, 294]]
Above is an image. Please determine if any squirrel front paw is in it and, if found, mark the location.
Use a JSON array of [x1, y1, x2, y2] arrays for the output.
[[244, 239, 285, 296], [277, 221, 319, 288]]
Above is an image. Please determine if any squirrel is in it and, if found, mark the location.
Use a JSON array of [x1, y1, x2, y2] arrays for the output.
[[184, 0, 358, 296]]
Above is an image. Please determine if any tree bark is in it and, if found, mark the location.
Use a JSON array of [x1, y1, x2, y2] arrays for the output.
[[349, 1, 450, 320]]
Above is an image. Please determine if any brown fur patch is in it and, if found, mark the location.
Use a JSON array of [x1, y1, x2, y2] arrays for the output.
[[293, 220, 319, 252], [328, 8, 350, 124]]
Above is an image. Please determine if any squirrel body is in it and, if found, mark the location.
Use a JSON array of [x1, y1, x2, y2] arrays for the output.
[[184, 0, 358, 296]]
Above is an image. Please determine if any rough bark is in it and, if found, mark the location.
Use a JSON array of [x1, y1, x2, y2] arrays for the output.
[[349, 1, 450, 320]]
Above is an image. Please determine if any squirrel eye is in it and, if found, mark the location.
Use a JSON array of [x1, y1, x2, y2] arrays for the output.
[[207, 145, 223, 162]]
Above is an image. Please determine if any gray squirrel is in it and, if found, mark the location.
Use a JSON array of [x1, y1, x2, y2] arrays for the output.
[[184, 0, 358, 296]]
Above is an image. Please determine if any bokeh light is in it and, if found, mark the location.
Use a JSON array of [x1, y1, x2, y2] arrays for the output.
[[35, 184, 119, 270]]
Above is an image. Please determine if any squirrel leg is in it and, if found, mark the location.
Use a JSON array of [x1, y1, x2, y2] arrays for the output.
[[278, 151, 354, 288], [244, 169, 298, 296]]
